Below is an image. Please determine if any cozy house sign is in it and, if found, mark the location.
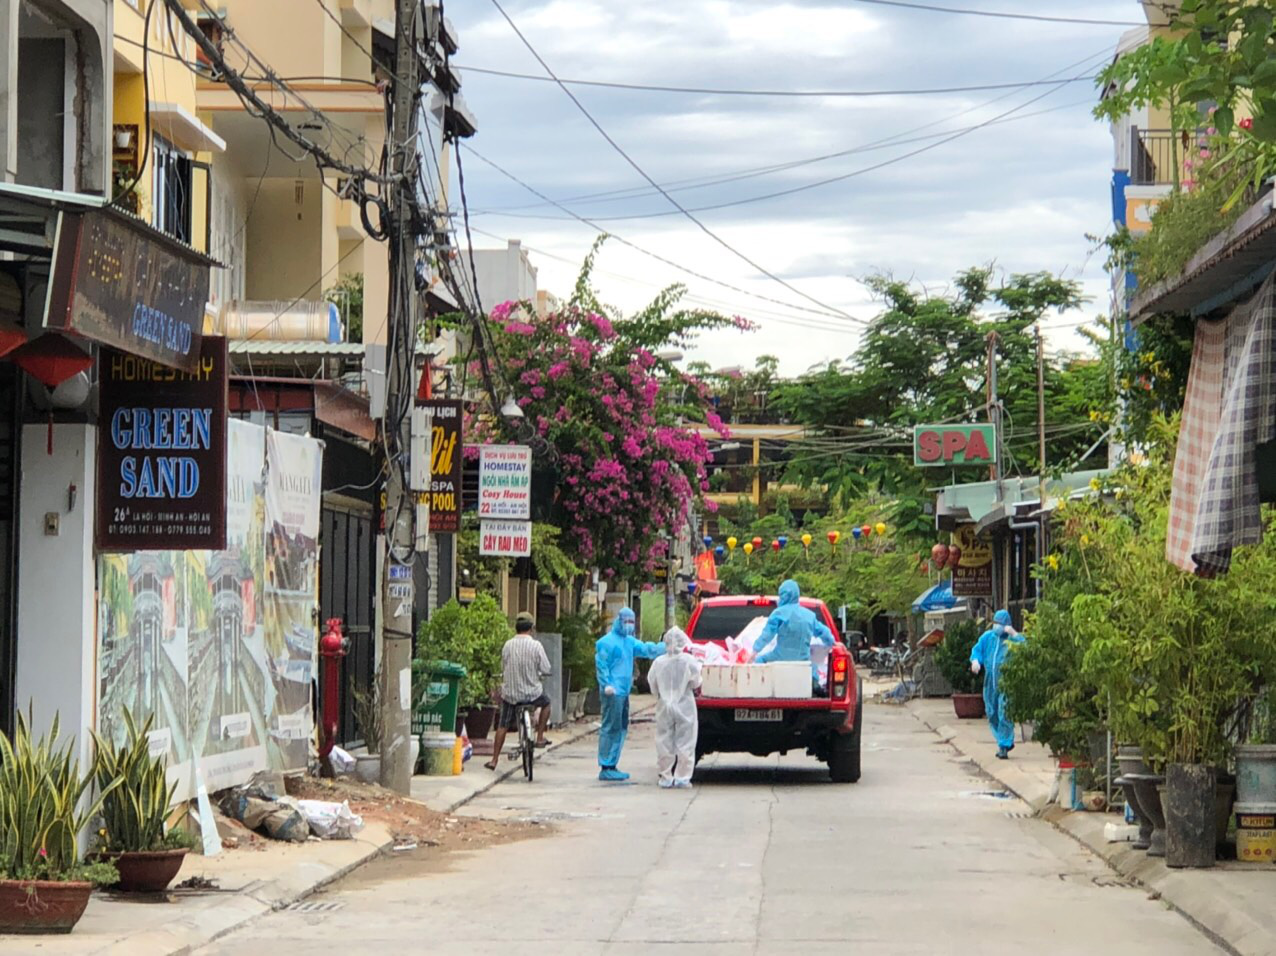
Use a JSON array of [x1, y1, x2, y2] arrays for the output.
[[913, 424, 997, 467]]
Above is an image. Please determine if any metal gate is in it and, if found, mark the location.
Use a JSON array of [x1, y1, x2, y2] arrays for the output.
[[319, 504, 375, 745]]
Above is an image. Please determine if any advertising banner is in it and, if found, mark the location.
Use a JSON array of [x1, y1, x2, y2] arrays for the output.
[[478, 444, 531, 519], [96, 337, 228, 552], [97, 422, 324, 801], [421, 399, 462, 533], [479, 519, 532, 557], [263, 430, 323, 770], [951, 523, 994, 597]]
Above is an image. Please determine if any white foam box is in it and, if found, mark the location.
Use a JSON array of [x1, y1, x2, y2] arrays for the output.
[[736, 664, 773, 699], [700, 664, 736, 698], [770, 661, 813, 698]]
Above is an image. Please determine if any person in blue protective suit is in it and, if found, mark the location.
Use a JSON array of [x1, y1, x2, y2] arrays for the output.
[[752, 579, 836, 685], [969, 609, 1026, 759], [596, 608, 665, 781]]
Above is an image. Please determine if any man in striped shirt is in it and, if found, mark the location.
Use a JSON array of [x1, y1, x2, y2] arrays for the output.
[[484, 612, 552, 770]]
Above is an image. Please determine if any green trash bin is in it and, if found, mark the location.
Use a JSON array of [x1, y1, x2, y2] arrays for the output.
[[412, 660, 467, 738]]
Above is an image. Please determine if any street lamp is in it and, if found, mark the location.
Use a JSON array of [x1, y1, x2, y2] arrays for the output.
[[500, 395, 524, 419]]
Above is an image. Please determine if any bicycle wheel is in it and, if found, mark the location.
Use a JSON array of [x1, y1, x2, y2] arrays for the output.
[[520, 710, 534, 782]]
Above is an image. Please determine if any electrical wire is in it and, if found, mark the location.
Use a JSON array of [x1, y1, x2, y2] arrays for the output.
[[487, 0, 863, 326], [843, 0, 1144, 27], [483, 79, 1081, 224], [473, 94, 1097, 216], [455, 63, 1100, 97]]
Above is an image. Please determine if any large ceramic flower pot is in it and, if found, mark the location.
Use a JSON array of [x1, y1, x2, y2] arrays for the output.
[[1116, 777, 1153, 851], [102, 848, 188, 893], [1127, 773, 1166, 857], [1165, 763, 1216, 869], [951, 693, 985, 719], [465, 705, 497, 741], [0, 879, 92, 934]]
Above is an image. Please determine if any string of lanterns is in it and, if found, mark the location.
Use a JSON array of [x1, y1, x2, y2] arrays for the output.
[[706, 523, 890, 561]]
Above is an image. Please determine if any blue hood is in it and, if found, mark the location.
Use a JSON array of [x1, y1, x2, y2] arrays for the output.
[[610, 608, 635, 637], [777, 580, 800, 606], [993, 609, 1012, 626]]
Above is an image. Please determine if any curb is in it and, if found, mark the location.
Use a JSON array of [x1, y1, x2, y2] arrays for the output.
[[907, 702, 1271, 956]]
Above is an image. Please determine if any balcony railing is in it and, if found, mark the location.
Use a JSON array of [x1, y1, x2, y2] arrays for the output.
[[1130, 128, 1182, 186]]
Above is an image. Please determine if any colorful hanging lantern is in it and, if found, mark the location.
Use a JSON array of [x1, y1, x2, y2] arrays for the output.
[[875, 522, 887, 536], [743, 542, 754, 556], [714, 545, 725, 559], [851, 526, 862, 540], [727, 536, 737, 551], [771, 539, 780, 552], [861, 524, 872, 538], [827, 530, 840, 552], [801, 533, 812, 549], [778, 535, 788, 549], [751, 536, 763, 551], [931, 543, 950, 567], [687, 582, 698, 595], [947, 545, 963, 569], [703, 535, 714, 548]]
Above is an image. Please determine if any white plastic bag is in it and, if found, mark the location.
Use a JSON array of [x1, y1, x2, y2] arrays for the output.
[[297, 799, 365, 839], [328, 745, 356, 775]]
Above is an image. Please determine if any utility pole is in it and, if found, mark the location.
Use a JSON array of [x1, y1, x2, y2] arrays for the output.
[[1036, 323, 1047, 600], [379, 0, 422, 795], [986, 331, 1002, 490]]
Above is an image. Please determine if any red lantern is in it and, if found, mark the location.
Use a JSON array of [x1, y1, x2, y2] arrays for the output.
[[771, 539, 780, 552], [0, 327, 27, 360], [751, 536, 763, 551], [947, 546, 963, 569], [10, 335, 93, 455], [827, 530, 840, 546], [861, 524, 872, 537], [931, 543, 950, 567]]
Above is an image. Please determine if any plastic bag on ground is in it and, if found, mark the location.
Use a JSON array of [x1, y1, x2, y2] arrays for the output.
[[297, 799, 365, 839], [329, 745, 356, 775], [263, 796, 310, 842]]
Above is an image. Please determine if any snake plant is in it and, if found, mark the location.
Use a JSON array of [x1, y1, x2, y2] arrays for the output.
[[90, 711, 177, 853], [0, 709, 118, 882]]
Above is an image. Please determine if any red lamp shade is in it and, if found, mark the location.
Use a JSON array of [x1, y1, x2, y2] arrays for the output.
[[931, 543, 950, 567], [10, 334, 92, 387], [0, 328, 28, 360], [751, 537, 763, 550], [771, 539, 780, 552]]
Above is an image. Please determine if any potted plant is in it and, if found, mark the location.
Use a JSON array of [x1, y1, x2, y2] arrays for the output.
[[0, 711, 119, 933], [351, 671, 384, 784], [417, 596, 511, 741], [934, 619, 984, 719], [90, 711, 190, 892]]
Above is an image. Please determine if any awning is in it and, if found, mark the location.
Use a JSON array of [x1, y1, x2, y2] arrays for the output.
[[147, 101, 227, 153], [1131, 187, 1276, 323], [912, 580, 960, 613], [936, 469, 1109, 532]]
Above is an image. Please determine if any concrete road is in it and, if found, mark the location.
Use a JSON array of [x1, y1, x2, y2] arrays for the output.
[[201, 701, 1221, 955]]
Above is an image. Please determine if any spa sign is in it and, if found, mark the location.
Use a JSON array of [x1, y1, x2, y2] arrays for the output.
[[96, 337, 228, 552]]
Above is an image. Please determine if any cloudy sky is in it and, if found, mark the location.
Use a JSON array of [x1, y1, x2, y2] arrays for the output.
[[443, 0, 1143, 375]]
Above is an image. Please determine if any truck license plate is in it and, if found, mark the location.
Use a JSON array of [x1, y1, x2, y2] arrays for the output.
[[735, 708, 782, 721]]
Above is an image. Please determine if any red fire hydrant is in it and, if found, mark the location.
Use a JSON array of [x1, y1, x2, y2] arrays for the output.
[[319, 618, 348, 762]]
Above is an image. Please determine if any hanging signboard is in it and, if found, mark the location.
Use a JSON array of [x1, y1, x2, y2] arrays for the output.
[[913, 424, 997, 467], [421, 399, 462, 533], [951, 523, 993, 597], [46, 208, 209, 372], [96, 336, 228, 552], [478, 444, 531, 519], [479, 519, 532, 557]]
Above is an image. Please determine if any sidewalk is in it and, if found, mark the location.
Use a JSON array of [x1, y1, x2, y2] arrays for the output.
[[905, 696, 1276, 956], [0, 702, 646, 956]]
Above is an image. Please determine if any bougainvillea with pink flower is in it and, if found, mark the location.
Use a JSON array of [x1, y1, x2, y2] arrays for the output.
[[464, 241, 754, 580]]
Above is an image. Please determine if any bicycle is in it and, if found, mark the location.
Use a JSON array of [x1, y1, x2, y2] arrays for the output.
[[515, 703, 536, 782]]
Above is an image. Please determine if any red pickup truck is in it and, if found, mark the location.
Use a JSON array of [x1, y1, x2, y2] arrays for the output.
[[686, 594, 863, 783]]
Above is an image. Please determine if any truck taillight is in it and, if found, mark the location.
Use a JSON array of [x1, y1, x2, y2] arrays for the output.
[[830, 653, 848, 698]]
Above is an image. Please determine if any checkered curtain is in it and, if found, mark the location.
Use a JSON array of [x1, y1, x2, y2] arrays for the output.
[[1185, 273, 1276, 575]]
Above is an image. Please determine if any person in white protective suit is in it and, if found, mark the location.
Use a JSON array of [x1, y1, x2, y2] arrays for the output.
[[647, 627, 703, 789]]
